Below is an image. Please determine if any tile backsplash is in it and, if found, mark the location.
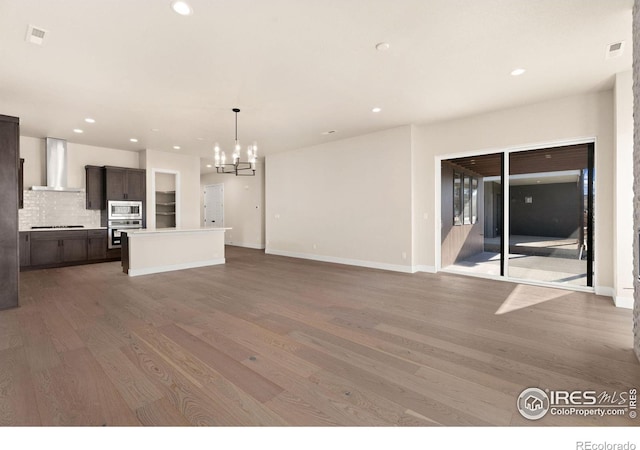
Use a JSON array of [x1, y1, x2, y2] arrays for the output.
[[19, 190, 101, 230]]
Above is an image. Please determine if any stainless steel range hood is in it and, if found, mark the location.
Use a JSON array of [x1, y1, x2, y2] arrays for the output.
[[31, 138, 83, 192]]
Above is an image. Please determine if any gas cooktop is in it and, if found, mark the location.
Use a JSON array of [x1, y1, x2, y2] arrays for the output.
[[31, 225, 85, 229]]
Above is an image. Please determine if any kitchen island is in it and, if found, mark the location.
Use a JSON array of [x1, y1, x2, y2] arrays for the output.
[[121, 227, 230, 276]]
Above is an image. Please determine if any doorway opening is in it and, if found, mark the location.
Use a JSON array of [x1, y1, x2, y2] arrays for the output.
[[440, 143, 594, 289], [151, 169, 180, 229]]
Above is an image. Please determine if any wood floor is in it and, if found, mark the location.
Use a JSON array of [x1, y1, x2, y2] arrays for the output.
[[1, 246, 638, 426]]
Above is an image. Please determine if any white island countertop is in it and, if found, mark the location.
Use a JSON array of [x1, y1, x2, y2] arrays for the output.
[[121, 227, 230, 276], [125, 227, 230, 236]]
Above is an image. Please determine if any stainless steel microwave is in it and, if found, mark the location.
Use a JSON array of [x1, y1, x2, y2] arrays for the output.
[[108, 200, 143, 220]]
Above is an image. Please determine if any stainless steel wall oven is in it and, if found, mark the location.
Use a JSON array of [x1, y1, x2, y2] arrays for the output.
[[107, 201, 143, 248]]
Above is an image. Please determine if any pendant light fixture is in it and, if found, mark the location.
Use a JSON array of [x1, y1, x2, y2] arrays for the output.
[[214, 108, 257, 176]]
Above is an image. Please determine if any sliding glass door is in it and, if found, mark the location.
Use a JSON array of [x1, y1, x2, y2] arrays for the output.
[[441, 143, 594, 288]]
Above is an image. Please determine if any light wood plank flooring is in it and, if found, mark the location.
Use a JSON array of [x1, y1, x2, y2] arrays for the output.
[[1, 246, 638, 426]]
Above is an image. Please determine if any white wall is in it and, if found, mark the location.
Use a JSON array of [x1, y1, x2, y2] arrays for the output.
[[20, 136, 140, 189], [200, 163, 265, 249], [614, 71, 635, 308], [265, 126, 413, 272], [155, 172, 176, 192], [140, 149, 200, 228], [413, 90, 616, 292]]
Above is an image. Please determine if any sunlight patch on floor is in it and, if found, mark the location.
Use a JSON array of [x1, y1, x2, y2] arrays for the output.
[[495, 284, 570, 315]]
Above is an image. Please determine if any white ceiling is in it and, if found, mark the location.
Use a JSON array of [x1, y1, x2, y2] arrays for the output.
[[0, 0, 633, 173]]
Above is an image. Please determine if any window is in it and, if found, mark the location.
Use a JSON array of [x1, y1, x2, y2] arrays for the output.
[[453, 172, 462, 225], [453, 172, 478, 226], [463, 176, 471, 224], [471, 178, 478, 224]]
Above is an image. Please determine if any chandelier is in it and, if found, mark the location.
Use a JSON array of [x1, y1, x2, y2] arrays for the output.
[[214, 108, 257, 176]]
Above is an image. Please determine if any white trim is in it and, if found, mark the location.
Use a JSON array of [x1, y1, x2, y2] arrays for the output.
[[434, 159, 442, 271], [226, 242, 265, 250], [613, 296, 634, 309], [266, 249, 414, 273], [415, 265, 436, 273], [594, 286, 615, 297], [127, 258, 225, 277]]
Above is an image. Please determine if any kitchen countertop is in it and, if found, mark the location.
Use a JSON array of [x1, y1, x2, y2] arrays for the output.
[[20, 227, 108, 232], [124, 227, 230, 236]]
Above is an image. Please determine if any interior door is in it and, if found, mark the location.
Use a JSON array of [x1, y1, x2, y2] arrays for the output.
[[204, 184, 224, 228]]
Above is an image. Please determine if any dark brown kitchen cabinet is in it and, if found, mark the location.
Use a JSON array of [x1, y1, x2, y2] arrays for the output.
[[30, 231, 88, 266], [87, 230, 107, 260], [0, 114, 20, 310], [85, 165, 104, 210], [126, 169, 146, 201], [19, 231, 30, 268], [105, 166, 146, 201]]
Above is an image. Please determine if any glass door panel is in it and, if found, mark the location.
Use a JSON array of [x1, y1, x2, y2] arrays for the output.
[[507, 145, 592, 287]]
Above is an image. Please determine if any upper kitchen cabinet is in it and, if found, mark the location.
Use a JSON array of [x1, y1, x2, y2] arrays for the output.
[[0, 114, 20, 310], [126, 169, 146, 201], [104, 166, 146, 201], [85, 165, 104, 210]]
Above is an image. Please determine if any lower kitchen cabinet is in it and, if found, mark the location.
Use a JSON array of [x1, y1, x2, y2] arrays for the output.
[[30, 231, 87, 266], [87, 230, 107, 260], [19, 231, 30, 267], [24, 229, 115, 270], [61, 233, 88, 263]]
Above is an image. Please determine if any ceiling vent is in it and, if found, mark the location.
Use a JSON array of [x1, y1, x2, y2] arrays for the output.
[[25, 25, 48, 45], [606, 41, 624, 59]]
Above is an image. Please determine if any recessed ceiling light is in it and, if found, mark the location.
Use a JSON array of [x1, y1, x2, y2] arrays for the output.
[[372, 107, 382, 113], [321, 130, 337, 135], [173, 145, 181, 150], [510, 68, 526, 76], [170, 1, 193, 16], [375, 42, 390, 51], [130, 138, 138, 143], [206, 164, 212, 168], [73, 128, 83, 134], [84, 118, 95, 124]]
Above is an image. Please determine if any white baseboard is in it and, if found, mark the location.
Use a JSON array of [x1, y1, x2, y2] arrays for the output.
[[226, 242, 266, 250], [595, 286, 615, 298], [265, 249, 414, 273], [414, 265, 436, 273], [614, 296, 634, 309], [128, 258, 225, 277]]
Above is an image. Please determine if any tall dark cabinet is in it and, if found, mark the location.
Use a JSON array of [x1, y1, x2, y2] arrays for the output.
[[0, 114, 20, 310], [85, 165, 104, 210]]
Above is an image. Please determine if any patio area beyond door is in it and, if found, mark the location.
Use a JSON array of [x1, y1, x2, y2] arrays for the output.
[[440, 142, 594, 289]]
